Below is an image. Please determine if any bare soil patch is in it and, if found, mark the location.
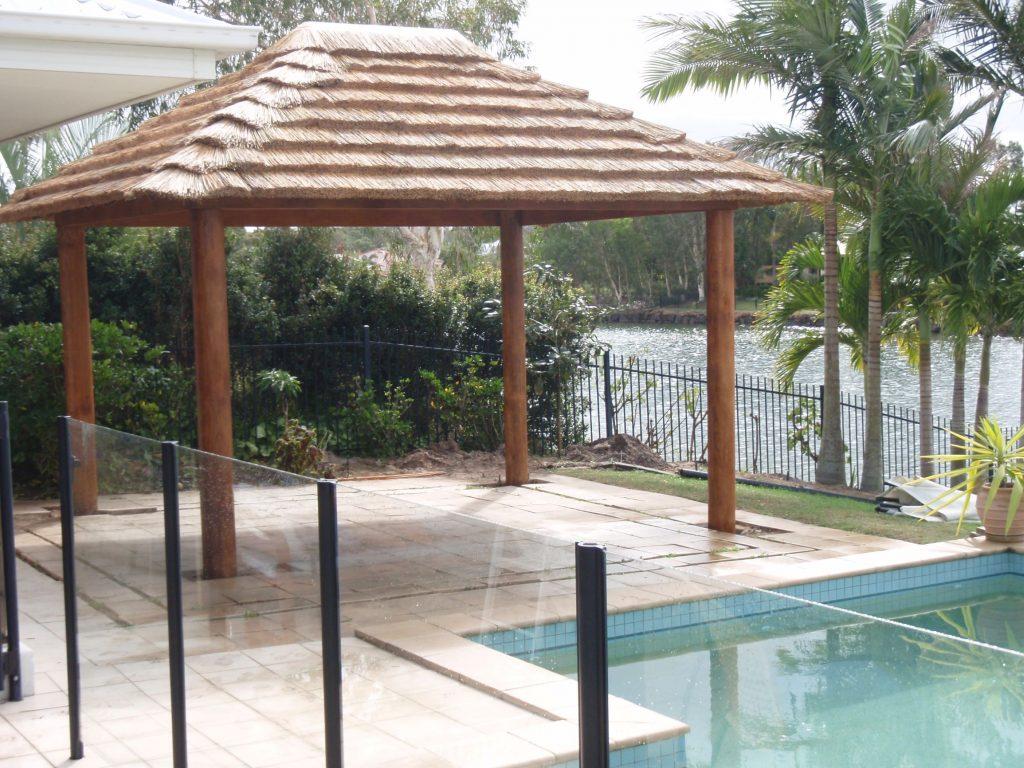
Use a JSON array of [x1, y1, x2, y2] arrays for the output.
[[328, 434, 670, 483]]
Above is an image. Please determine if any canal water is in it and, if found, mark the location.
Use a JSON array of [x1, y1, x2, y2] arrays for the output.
[[596, 324, 1024, 428]]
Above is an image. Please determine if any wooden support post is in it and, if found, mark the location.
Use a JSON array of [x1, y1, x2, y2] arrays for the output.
[[500, 211, 530, 485], [705, 209, 736, 533], [57, 224, 98, 514], [190, 209, 237, 579]]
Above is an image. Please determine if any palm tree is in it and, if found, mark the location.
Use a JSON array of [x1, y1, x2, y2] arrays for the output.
[[885, 183, 950, 475], [0, 113, 125, 202], [882, 94, 1003, 473], [927, 0, 1024, 94], [756, 235, 914, 389], [819, 0, 971, 490], [641, 0, 864, 486], [952, 171, 1024, 428]]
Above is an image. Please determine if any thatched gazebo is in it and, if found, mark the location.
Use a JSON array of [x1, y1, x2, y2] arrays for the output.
[[0, 23, 828, 578]]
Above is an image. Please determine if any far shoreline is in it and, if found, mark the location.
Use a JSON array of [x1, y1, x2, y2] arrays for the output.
[[601, 307, 819, 327]]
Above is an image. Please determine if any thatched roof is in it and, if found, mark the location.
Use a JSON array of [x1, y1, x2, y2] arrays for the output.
[[0, 23, 829, 225]]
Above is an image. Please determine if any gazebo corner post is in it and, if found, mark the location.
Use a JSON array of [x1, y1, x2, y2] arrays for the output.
[[189, 208, 237, 579], [56, 222, 98, 515], [500, 211, 530, 485], [705, 208, 737, 533]]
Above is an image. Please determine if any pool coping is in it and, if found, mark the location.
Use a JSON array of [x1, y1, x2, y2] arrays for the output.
[[355, 619, 689, 767]]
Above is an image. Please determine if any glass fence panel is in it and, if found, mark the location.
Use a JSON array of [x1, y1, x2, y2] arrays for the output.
[[61, 420, 586, 766], [331, 478, 579, 768], [65, 420, 171, 761], [174, 443, 324, 765], [57, 419, 1024, 768], [528, 555, 1024, 768]]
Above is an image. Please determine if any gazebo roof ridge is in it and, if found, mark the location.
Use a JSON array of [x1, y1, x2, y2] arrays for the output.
[[0, 21, 829, 225], [271, 21, 496, 60]]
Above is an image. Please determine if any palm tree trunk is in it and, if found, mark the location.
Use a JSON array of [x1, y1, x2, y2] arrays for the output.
[[975, 331, 993, 429], [918, 309, 933, 476], [816, 197, 846, 485], [951, 337, 966, 473], [860, 205, 884, 493], [1019, 340, 1024, 426]]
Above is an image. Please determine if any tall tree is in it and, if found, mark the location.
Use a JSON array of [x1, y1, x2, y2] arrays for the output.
[[928, 0, 1024, 94], [953, 171, 1024, 428], [886, 95, 1003, 473], [642, 0, 865, 486], [643, 0, 965, 491]]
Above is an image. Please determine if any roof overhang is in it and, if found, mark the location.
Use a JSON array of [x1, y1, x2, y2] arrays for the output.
[[0, 22, 829, 225], [0, 1, 259, 142]]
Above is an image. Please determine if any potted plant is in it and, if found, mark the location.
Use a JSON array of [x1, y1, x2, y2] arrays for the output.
[[927, 418, 1024, 542]]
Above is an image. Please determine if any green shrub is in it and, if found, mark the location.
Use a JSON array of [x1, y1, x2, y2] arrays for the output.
[[0, 320, 190, 494], [421, 356, 504, 451], [234, 368, 333, 477], [333, 383, 414, 459], [273, 420, 333, 477], [234, 368, 303, 463]]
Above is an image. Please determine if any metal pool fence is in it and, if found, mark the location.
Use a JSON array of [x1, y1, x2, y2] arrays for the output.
[[227, 334, 1007, 486], [1, 402, 22, 702], [576, 351, 990, 486]]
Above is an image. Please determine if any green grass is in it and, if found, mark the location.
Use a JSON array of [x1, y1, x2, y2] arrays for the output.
[[559, 468, 976, 544]]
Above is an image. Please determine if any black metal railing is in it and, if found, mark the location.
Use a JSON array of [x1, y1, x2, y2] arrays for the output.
[[578, 351, 1012, 485], [1, 401, 22, 702], [227, 335, 1007, 486], [231, 329, 503, 458]]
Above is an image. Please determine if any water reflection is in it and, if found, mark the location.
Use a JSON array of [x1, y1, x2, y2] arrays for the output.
[[527, 595, 1024, 767], [597, 324, 1024, 427]]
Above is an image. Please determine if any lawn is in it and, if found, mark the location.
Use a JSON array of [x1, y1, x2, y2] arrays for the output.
[[559, 468, 976, 545]]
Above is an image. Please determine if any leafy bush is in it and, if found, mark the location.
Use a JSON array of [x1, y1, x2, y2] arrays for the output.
[[421, 356, 504, 451], [0, 321, 190, 494], [273, 420, 333, 477], [333, 383, 414, 458], [0, 225, 602, 464], [235, 369, 334, 478]]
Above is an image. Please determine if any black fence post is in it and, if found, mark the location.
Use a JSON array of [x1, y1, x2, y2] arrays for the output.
[[57, 416, 84, 760], [161, 442, 188, 768], [318, 480, 344, 768], [602, 352, 615, 439], [575, 542, 609, 768], [362, 325, 372, 391], [0, 402, 21, 701]]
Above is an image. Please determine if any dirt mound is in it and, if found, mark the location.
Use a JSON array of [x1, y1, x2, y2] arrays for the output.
[[394, 439, 468, 471], [329, 439, 517, 482], [563, 434, 671, 470]]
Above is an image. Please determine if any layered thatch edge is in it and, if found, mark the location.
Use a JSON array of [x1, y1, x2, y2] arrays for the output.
[[0, 23, 829, 225]]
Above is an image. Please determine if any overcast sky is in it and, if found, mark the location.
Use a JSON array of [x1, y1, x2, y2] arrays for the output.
[[519, 0, 1024, 145]]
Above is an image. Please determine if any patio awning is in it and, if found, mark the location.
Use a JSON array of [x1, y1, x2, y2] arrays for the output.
[[0, 22, 828, 224], [0, 0, 259, 142]]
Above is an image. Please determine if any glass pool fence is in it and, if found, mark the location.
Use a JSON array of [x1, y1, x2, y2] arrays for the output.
[[12, 416, 1024, 767]]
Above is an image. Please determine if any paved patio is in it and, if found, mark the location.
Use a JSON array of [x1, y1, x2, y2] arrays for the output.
[[1, 471, 999, 767]]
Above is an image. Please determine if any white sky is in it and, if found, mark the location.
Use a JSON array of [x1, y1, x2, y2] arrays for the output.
[[520, 0, 1024, 145]]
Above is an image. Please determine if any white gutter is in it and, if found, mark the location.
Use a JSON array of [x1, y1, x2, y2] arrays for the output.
[[0, 10, 259, 57]]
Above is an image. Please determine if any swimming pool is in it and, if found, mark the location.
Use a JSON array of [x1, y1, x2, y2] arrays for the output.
[[473, 554, 1024, 767]]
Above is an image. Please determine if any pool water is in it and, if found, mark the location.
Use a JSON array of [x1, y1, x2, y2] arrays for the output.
[[522, 575, 1024, 767]]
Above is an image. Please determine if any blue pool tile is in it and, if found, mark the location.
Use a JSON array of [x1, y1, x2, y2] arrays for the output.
[[468, 553, 1024, 657]]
